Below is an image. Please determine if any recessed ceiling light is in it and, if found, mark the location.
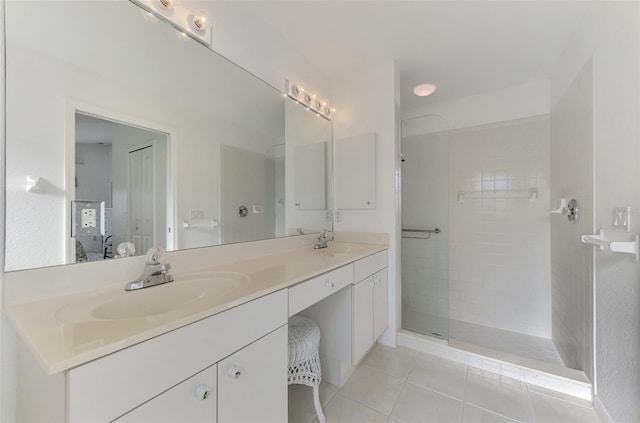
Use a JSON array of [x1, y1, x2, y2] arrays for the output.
[[413, 83, 437, 97]]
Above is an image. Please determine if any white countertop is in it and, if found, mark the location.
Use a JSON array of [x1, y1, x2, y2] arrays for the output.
[[7, 242, 387, 374]]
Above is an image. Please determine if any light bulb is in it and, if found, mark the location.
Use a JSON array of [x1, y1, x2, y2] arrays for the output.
[[192, 9, 211, 31], [413, 83, 437, 97], [155, 0, 178, 9]]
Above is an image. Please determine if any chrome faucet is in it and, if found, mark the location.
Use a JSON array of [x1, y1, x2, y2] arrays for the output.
[[125, 248, 174, 291], [313, 230, 334, 249]]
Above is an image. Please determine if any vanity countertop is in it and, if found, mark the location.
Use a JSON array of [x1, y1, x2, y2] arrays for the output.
[[7, 242, 387, 374]]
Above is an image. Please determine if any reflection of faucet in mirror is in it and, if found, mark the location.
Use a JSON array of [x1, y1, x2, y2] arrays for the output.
[[314, 230, 334, 249], [125, 248, 174, 291]]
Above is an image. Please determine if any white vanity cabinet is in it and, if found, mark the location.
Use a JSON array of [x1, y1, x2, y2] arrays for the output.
[[352, 251, 388, 364], [218, 326, 288, 422], [115, 365, 218, 422], [117, 326, 288, 423], [18, 290, 288, 423]]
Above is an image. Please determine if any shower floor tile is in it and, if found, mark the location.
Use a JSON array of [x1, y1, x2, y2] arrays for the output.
[[402, 309, 564, 366], [450, 320, 564, 366]]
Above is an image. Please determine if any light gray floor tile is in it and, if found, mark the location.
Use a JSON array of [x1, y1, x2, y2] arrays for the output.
[[462, 404, 519, 423], [289, 381, 338, 423], [339, 365, 404, 415], [315, 392, 387, 423], [529, 392, 600, 423], [362, 343, 417, 379], [390, 382, 462, 423], [408, 354, 467, 400], [465, 369, 533, 423]]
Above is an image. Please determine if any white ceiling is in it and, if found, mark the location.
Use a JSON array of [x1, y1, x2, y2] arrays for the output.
[[240, 1, 589, 113]]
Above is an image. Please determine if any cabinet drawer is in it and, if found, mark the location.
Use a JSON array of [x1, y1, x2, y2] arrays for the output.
[[289, 264, 354, 316], [354, 250, 387, 281], [115, 364, 217, 422], [68, 289, 287, 423]]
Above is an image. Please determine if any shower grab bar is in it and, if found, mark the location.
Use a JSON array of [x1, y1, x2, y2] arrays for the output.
[[401, 227, 441, 239], [183, 219, 219, 229], [581, 229, 639, 261]]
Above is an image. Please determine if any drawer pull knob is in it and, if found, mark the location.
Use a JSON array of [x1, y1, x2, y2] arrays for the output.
[[326, 281, 335, 289], [194, 385, 213, 400], [228, 366, 242, 379]]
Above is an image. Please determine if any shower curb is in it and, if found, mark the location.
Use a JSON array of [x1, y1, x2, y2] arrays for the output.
[[397, 329, 592, 402]]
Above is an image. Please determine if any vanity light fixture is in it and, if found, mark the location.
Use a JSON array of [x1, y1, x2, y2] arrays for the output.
[[132, 0, 212, 46], [153, 0, 176, 14], [190, 9, 211, 33], [284, 79, 334, 121], [413, 83, 437, 97]]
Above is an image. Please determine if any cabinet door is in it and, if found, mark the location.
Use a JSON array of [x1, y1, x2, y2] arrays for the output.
[[352, 277, 374, 364], [373, 269, 388, 341], [115, 365, 217, 423], [218, 325, 287, 423], [335, 133, 376, 209]]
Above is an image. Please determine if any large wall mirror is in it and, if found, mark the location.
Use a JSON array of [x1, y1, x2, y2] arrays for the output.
[[5, 0, 333, 271]]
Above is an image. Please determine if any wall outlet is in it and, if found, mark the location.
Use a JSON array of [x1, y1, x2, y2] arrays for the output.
[[81, 209, 97, 228], [325, 210, 332, 222], [189, 210, 205, 220], [612, 206, 631, 231]]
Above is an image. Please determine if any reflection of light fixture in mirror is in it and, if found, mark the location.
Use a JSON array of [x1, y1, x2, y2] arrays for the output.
[[155, 0, 176, 9], [190, 9, 211, 33], [152, 0, 177, 15], [413, 83, 437, 97], [284, 78, 334, 120]]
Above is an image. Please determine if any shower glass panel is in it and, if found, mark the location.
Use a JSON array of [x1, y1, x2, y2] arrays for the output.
[[400, 115, 449, 340]]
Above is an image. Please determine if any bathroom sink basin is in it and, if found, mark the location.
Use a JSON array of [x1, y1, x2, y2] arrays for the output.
[[322, 244, 366, 255], [56, 272, 249, 322]]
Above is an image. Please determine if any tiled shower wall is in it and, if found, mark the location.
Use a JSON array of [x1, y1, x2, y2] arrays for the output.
[[449, 116, 552, 338], [550, 60, 593, 378]]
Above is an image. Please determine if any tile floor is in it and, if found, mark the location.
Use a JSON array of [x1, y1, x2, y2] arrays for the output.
[[289, 344, 600, 423]]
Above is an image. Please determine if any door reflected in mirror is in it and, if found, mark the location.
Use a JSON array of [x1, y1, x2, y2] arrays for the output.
[[73, 113, 171, 263]]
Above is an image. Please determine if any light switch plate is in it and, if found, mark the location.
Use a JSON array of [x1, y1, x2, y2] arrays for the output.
[[612, 206, 631, 231]]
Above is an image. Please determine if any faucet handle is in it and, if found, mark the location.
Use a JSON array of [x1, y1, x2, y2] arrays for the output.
[[145, 247, 166, 265]]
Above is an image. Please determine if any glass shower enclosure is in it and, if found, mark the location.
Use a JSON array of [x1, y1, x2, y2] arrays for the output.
[[400, 115, 450, 340]]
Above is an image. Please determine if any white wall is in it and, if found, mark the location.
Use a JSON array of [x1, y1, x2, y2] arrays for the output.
[[186, 1, 331, 96], [549, 59, 594, 379], [448, 116, 551, 338], [550, 2, 640, 421], [75, 144, 112, 207], [332, 61, 399, 345], [402, 79, 550, 131]]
